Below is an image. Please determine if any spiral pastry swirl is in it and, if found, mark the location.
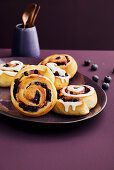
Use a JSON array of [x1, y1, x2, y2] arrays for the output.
[[40, 54, 78, 78], [0, 60, 24, 87], [53, 85, 97, 116], [11, 65, 57, 117]]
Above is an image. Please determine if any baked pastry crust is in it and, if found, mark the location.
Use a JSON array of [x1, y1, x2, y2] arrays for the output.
[[40, 54, 78, 78], [53, 85, 97, 116], [0, 60, 24, 87], [11, 69, 57, 117], [14, 65, 55, 84]]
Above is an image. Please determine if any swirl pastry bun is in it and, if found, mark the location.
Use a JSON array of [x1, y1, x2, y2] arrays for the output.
[[53, 85, 97, 116], [11, 66, 57, 117], [40, 54, 78, 78], [0, 60, 25, 87]]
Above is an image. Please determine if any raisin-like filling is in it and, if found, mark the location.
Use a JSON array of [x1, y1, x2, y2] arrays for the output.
[[13, 78, 20, 100], [32, 90, 40, 104], [56, 62, 66, 66], [61, 97, 79, 102], [65, 73, 68, 76], [4, 63, 19, 67], [65, 56, 70, 63], [4, 63, 9, 67], [34, 82, 51, 101], [57, 90, 60, 98], [84, 86, 90, 93], [34, 69, 38, 74], [56, 56, 61, 60], [14, 70, 18, 72], [19, 102, 38, 112], [70, 91, 73, 94], [54, 71, 68, 77], [54, 71, 59, 76], [24, 71, 28, 76], [29, 69, 39, 74]]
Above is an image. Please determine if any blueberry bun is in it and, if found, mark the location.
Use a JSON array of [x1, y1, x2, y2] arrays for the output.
[[53, 85, 97, 116], [11, 65, 57, 117], [40, 54, 78, 78]]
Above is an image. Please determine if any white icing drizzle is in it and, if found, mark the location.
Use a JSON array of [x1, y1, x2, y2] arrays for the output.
[[0, 60, 23, 71], [46, 63, 66, 76], [56, 74, 70, 83], [59, 99, 82, 112], [58, 85, 95, 112], [67, 86, 84, 93], [3, 71, 17, 76], [0, 60, 23, 76], [0, 70, 3, 75], [62, 85, 94, 97], [46, 62, 70, 83]]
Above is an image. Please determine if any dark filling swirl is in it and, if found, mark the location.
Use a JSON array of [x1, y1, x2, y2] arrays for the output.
[[13, 80, 52, 112], [57, 86, 90, 102]]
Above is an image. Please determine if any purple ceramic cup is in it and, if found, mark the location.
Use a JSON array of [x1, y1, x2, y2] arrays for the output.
[[12, 23, 40, 58]]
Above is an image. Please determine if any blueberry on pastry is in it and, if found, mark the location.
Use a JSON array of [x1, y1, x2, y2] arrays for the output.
[[10, 65, 57, 117], [0, 60, 24, 87], [53, 85, 97, 116]]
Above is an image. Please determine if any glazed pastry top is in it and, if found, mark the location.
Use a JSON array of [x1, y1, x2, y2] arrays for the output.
[[61, 85, 95, 98], [46, 62, 70, 83], [0, 60, 24, 76], [58, 85, 95, 112]]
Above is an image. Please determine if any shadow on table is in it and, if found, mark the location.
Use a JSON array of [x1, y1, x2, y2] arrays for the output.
[[0, 110, 104, 140]]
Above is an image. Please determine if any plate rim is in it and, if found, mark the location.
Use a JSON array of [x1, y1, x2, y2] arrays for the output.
[[0, 72, 107, 124]]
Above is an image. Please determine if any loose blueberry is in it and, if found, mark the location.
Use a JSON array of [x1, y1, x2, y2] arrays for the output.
[[92, 75, 99, 82], [84, 60, 91, 66], [113, 68, 114, 73], [91, 64, 98, 71], [104, 76, 112, 83], [102, 82, 109, 90]]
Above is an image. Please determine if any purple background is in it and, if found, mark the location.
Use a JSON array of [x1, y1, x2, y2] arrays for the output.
[[0, 49, 114, 170], [1, 0, 114, 50]]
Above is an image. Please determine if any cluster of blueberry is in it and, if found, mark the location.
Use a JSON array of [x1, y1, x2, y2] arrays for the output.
[[84, 60, 113, 90]]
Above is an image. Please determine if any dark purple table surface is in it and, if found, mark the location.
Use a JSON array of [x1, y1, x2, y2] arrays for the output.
[[0, 49, 114, 170]]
